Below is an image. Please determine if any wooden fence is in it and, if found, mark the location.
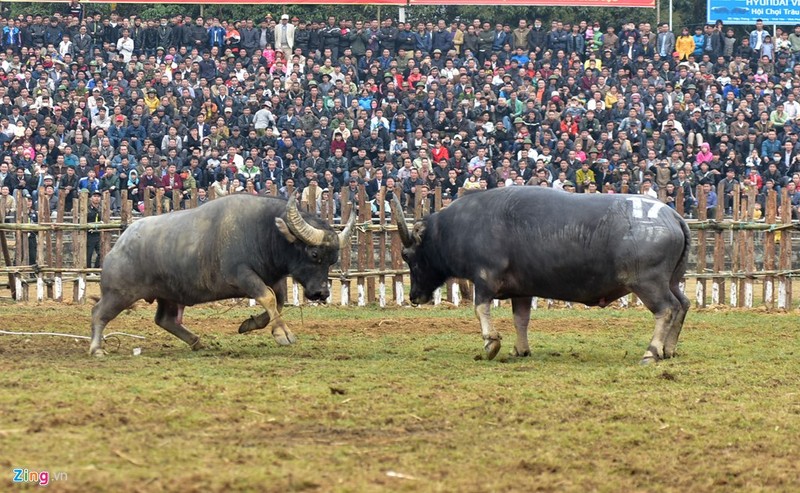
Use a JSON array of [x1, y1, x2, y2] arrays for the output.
[[0, 181, 798, 310]]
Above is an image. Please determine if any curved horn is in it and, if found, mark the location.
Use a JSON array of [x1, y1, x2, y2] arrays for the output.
[[285, 196, 326, 246], [391, 194, 413, 248], [338, 208, 356, 249]]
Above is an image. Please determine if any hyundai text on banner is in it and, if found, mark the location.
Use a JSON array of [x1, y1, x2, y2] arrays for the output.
[[707, 0, 800, 25], [410, 0, 654, 5]]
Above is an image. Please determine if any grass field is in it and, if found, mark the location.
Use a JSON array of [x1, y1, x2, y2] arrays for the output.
[[1, 301, 799, 493]]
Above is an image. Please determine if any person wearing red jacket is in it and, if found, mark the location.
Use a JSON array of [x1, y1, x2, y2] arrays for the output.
[[161, 163, 183, 211], [431, 140, 450, 163]]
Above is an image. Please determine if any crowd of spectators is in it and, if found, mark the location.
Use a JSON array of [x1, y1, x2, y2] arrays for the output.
[[2, 3, 800, 222]]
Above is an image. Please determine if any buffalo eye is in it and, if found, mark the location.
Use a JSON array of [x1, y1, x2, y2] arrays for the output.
[[310, 249, 319, 260]]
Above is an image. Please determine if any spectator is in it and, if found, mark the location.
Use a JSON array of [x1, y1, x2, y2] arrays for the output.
[[1, 185, 15, 220], [0, 9, 783, 226], [100, 165, 120, 213], [675, 27, 694, 61], [78, 168, 100, 193], [211, 173, 229, 198], [86, 190, 102, 268]]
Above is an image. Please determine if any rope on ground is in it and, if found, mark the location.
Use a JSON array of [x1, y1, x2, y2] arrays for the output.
[[0, 329, 145, 341]]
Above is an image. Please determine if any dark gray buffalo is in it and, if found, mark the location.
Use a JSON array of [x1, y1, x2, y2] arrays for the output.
[[89, 195, 354, 356], [392, 187, 690, 364]]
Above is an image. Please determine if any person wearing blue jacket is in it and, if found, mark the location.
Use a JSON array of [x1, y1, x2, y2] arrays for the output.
[[414, 23, 432, 54], [208, 20, 225, 49], [761, 130, 781, 159], [492, 24, 509, 52], [692, 26, 705, 58]]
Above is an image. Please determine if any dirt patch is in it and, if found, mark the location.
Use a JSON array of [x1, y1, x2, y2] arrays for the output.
[[0, 301, 654, 361]]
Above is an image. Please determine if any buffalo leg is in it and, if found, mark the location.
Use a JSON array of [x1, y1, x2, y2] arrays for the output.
[[511, 297, 532, 357], [475, 293, 502, 360], [155, 299, 203, 350], [633, 286, 683, 364], [663, 287, 690, 358], [89, 293, 136, 357], [237, 269, 296, 346], [238, 281, 287, 334]]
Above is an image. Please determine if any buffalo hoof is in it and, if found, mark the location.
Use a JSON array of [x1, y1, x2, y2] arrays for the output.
[[91, 348, 106, 358], [190, 338, 204, 351], [639, 355, 659, 365], [272, 327, 297, 346], [238, 317, 257, 334], [484, 338, 502, 361], [512, 347, 531, 357]]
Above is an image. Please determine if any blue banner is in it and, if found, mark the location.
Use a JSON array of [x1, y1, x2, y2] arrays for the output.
[[708, 0, 800, 25]]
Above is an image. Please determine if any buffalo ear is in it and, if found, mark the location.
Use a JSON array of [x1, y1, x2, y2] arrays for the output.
[[275, 218, 298, 243], [411, 222, 426, 245]]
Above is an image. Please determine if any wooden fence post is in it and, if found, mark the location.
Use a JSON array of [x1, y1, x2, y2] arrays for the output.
[[0, 195, 14, 299], [37, 188, 50, 300], [39, 188, 53, 300], [743, 188, 756, 308], [143, 189, 153, 216], [14, 191, 27, 301], [188, 188, 198, 209], [155, 188, 164, 215], [712, 181, 726, 306], [414, 189, 423, 221], [320, 194, 335, 304], [377, 187, 387, 308], [764, 190, 777, 308], [340, 197, 353, 306], [778, 188, 793, 310], [52, 193, 66, 302], [171, 187, 180, 212], [390, 201, 404, 306], [120, 190, 131, 227], [695, 186, 707, 308], [421, 189, 430, 218], [101, 191, 112, 263], [301, 183, 316, 213], [15, 191, 28, 265], [320, 193, 334, 224], [73, 192, 88, 303], [356, 184, 369, 306], [730, 184, 740, 307]]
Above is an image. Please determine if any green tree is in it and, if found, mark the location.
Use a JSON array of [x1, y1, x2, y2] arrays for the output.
[[4, 0, 717, 32]]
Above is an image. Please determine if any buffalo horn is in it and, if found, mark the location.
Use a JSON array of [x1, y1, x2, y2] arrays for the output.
[[286, 196, 326, 246], [391, 194, 413, 247], [338, 208, 356, 249]]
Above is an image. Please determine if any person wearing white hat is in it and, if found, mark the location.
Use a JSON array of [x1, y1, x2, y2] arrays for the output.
[[275, 14, 296, 60]]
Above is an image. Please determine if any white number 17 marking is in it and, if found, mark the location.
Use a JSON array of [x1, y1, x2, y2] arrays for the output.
[[626, 197, 665, 219]]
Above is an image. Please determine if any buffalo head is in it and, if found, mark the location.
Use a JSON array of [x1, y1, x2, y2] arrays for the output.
[[276, 196, 355, 301], [391, 195, 446, 305]]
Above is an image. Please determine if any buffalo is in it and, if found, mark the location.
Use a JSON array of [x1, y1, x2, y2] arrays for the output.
[[392, 187, 690, 364], [89, 195, 354, 356]]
